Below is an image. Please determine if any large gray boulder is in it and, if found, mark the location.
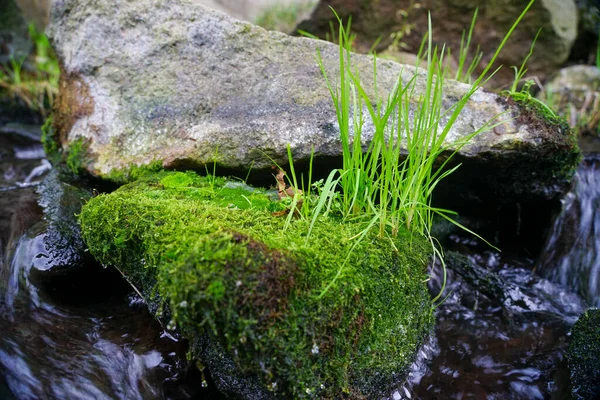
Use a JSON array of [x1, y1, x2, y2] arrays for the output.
[[47, 0, 579, 207]]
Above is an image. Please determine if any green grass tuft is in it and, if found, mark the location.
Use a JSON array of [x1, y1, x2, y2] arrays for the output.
[[0, 23, 59, 116], [301, 1, 535, 299]]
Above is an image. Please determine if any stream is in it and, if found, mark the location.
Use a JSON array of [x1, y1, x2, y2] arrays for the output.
[[0, 117, 597, 399]]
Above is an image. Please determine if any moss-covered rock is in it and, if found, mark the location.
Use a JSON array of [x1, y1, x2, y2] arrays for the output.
[[566, 308, 600, 400], [78, 171, 433, 398]]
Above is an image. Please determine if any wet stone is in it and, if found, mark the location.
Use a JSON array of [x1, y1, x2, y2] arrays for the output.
[[33, 169, 94, 279]]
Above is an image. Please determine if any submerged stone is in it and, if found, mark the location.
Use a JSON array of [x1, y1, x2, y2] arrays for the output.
[[47, 0, 580, 207], [78, 171, 433, 398]]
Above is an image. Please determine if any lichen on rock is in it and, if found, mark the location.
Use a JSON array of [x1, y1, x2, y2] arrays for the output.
[[78, 170, 433, 398]]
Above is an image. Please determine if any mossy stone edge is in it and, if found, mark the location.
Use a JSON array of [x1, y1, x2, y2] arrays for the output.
[[78, 171, 433, 398]]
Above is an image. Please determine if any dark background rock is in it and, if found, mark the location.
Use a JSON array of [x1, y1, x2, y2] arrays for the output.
[[296, 0, 578, 89], [570, 0, 600, 63], [0, 0, 32, 64], [14, 0, 50, 32]]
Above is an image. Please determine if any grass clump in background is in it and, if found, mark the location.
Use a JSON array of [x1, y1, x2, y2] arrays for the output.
[[0, 23, 59, 117], [254, 1, 315, 33]]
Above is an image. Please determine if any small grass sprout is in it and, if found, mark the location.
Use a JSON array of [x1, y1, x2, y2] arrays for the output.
[[508, 28, 542, 93], [453, 8, 484, 84]]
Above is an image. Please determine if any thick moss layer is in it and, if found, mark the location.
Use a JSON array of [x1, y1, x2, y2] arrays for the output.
[[567, 308, 600, 400], [79, 171, 433, 398]]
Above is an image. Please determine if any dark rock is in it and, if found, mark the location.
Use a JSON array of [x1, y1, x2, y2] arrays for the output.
[[569, 0, 600, 62], [14, 0, 50, 32], [0, 0, 31, 63], [444, 251, 506, 303], [296, 0, 578, 88]]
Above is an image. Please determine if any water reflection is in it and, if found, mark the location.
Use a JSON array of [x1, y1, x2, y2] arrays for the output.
[[0, 217, 193, 399]]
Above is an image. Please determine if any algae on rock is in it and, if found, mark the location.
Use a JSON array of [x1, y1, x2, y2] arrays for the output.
[[79, 171, 433, 398]]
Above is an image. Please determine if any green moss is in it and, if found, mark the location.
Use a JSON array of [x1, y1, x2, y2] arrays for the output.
[[41, 115, 61, 164], [79, 170, 433, 398], [505, 90, 570, 131], [567, 308, 600, 400], [103, 160, 165, 185], [504, 90, 582, 182], [65, 137, 90, 174]]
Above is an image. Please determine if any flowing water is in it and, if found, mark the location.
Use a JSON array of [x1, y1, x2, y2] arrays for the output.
[[538, 157, 600, 307], [402, 235, 586, 399], [0, 124, 214, 399], [1, 118, 598, 399], [398, 157, 600, 399]]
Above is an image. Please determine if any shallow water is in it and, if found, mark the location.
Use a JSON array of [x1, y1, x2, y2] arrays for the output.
[[1, 223, 190, 400]]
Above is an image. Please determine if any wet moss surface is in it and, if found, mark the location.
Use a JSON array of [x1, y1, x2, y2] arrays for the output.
[[79, 171, 433, 398], [567, 308, 600, 400]]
